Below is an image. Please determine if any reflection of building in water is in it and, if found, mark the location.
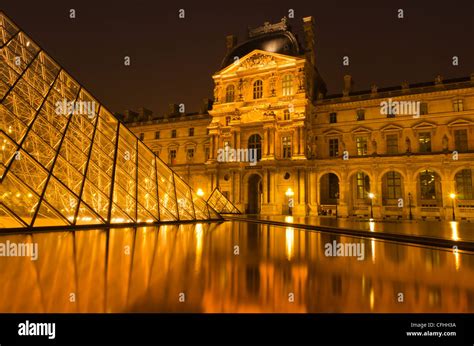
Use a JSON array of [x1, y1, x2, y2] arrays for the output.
[[124, 16, 474, 220], [0, 222, 473, 312]]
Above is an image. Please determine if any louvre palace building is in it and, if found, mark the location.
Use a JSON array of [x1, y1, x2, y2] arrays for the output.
[[124, 16, 474, 220]]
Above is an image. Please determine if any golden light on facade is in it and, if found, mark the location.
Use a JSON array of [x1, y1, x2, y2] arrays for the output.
[[450, 193, 456, 199], [196, 188, 205, 197], [285, 188, 294, 197]]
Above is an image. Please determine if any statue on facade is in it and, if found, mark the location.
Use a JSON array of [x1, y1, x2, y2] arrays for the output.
[[405, 137, 411, 153], [238, 78, 244, 100], [298, 68, 305, 91], [442, 134, 449, 151], [372, 139, 377, 155], [214, 83, 220, 103], [269, 73, 276, 96]]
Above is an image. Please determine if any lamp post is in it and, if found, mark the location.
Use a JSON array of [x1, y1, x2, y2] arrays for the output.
[[408, 192, 413, 220], [450, 193, 456, 221], [335, 192, 339, 218], [368, 192, 374, 219], [285, 188, 294, 216]]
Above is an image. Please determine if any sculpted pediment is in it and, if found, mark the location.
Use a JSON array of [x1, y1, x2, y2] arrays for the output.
[[215, 49, 303, 76]]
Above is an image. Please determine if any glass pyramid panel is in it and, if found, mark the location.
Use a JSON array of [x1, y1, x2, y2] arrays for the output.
[[207, 187, 241, 214], [0, 11, 221, 229]]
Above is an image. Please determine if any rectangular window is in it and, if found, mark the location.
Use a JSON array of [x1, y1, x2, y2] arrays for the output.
[[356, 172, 369, 199], [386, 134, 398, 154], [283, 110, 291, 120], [418, 132, 431, 152], [454, 129, 468, 152], [329, 112, 337, 124], [139, 133, 144, 140], [282, 75, 293, 96], [187, 148, 194, 160], [154, 131, 160, 139], [420, 102, 428, 115], [226, 116, 231, 126], [282, 136, 292, 159], [205, 147, 210, 161], [169, 149, 177, 164], [171, 129, 177, 138], [329, 138, 339, 157], [356, 137, 368, 156], [356, 109, 365, 121], [386, 172, 402, 199], [453, 99, 464, 112], [189, 128, 194, 136]]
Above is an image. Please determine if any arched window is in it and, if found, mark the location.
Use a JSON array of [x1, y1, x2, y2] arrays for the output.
[[382, 171, 402, 205], [455, 169, 474, 200], [225, 85, 235, 103], [282, 74, 293, 96], [355, 172, 370, 199], [253, 80, 263, 99], [248, 134, 262, 161], [283, 109, 290, 120], [418, 170, 442, 206]]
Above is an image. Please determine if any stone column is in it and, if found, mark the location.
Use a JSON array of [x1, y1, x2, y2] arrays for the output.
[[338, 170, 349, 217]]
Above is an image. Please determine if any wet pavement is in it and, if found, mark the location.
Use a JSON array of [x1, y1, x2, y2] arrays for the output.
[[1, 220, 473, 313]]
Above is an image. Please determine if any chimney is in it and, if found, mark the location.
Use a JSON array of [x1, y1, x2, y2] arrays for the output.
[[200, 98, 213, 114], [302, 16, 315, 66], [343, 75, 353, 97], [226, 35, 237, 53], [138, 107, 153, 121], [168, 103, 179, 117], [123, 109, 139, 122]]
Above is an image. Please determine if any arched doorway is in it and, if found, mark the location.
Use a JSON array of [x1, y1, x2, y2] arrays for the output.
[[319, 173, 340, 215], [247, 174, 262, 214]]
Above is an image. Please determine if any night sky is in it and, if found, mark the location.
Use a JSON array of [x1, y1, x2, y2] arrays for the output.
[[2, 0, 473, 116]]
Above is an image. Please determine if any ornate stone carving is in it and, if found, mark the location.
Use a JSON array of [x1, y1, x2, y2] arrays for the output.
[[240, 53, 275, 69], [248, 17, 288, 38]]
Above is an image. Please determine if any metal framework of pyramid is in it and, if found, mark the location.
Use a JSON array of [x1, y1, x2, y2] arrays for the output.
[[207, 187, 241, 214], [0, 12, 222, 229]]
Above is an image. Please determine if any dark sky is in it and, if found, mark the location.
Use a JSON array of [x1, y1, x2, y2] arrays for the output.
[[3, 0, 473, 115]]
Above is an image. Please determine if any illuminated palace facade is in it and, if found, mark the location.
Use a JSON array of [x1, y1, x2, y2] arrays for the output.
[[125, 17, 474, 220]]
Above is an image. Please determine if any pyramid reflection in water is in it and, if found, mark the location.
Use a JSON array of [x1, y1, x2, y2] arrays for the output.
[[0, 12, 221, 229], [207, 188, 241, 214]]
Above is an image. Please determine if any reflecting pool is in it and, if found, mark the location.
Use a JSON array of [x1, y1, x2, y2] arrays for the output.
[[1, 221, 473, 312]]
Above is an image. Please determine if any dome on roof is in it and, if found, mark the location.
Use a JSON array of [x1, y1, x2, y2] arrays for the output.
[[221, 30, 301, 69]]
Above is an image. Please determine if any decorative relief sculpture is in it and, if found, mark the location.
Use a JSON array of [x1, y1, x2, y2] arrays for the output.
[[240, 53, 276, 69]]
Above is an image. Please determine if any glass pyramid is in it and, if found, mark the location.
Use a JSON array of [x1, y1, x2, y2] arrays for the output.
[[0, 12, 222, 229], [207, 187, 241, 214]]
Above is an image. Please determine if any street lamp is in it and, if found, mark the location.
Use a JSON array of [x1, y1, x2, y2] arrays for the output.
[[196, 188, 204, 197], [285, 188, 294, 216], [408, 192, 413, 220], [450, 193, 456, 221], [335, 192, 340, 218], [368, 192, 375, 219]]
